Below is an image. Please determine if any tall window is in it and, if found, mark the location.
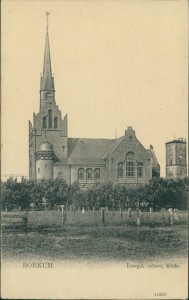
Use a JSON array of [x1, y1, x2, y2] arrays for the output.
[[94, 169, 101, 182], [54, 117, 58, 129], [126, 152, 135, 178], [117, 163, 123, 178], [43, 116, 47, 129], [78, 168, 84, 181], [137, 163, 143, 178], [86, 168, 92, 181], [179, 149, 183, 164], [48, 110, 52, 128], [169, 149, 173, 165]]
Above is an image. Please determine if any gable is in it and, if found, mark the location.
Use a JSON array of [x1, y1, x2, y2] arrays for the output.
[[109, 127, 150, 163]]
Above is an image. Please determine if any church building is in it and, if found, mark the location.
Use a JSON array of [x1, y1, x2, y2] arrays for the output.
[[29, 23, 160, 186]]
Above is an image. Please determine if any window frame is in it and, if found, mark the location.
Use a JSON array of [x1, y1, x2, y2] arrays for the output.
[[94, 168, 101, 182], [126, 152, 135, 178], [137, 162, 143, 178], [86, 168, 93, 181], [48, 109, 53, 129], [78, 168, 85, 181], [54, 117, 58, 129], [43, 116, 47, 129]]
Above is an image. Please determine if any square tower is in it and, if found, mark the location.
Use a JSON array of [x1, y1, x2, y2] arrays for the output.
[[166, 138, 187, 179]]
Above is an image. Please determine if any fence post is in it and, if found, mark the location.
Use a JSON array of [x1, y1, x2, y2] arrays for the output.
[[149, 207, 153, 223], [136, 209, 141, 226], [128, 208, 131, 217], [168, 208, 173, 225], [101, 207, 105, 226]]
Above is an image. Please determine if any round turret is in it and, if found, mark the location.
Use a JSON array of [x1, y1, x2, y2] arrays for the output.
[[38, 141, 53, 151], [36, 141, 54, 179]]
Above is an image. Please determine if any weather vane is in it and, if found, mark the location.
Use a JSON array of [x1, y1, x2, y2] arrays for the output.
[[46, 11, 50, 29]]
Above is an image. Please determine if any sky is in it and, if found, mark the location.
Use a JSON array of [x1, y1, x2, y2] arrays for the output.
[[1, 0, 188, 179]]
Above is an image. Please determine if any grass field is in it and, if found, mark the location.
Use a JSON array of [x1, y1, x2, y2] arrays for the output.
[[1, 210, 188, 262]]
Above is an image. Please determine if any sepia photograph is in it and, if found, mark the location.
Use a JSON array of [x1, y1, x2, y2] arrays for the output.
[[1, 0, 188, 299]]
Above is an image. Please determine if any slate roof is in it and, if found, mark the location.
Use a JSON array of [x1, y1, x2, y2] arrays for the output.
[[40, 27, 55, 91], [67, 138, 114, 164], [147, 148, 160, 170], [40, 76, 54, 91], [103, 135, 125, 158]]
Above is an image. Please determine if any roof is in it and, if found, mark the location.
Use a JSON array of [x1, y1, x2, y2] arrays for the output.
[[40, 28, 54, 91], [147, 148, 160, 170], [166, 139, 186, 144], [40, 76, 54, 91], [103, 135, 125, 158], [38, 141, 53, 151], [67, 138, 114, 164]]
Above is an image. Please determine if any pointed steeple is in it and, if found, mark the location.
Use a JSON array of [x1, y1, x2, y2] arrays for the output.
[[40, 13, 55, 109], [43, 28, 52, 77]]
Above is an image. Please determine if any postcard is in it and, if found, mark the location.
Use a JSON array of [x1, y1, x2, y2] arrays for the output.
[[1, 0, 188, 299]]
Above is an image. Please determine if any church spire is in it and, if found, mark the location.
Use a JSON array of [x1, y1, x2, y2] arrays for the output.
[[40, 12, 55, 109], [43, 13, 52, 77]]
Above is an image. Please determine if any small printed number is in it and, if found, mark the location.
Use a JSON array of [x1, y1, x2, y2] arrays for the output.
[[155, 293, 167, 296]]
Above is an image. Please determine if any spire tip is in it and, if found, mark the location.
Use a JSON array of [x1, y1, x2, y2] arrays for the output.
[[46, 11, 50, 30]]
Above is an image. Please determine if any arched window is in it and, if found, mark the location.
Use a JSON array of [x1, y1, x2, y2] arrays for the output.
[[126, 152, 135, 178], [54, 117, 58, 129], [94, 168, 101, 182], [78, 168, 84, 181], [117, 163, 123, 178], [86, 168, 92, 181], [43, 116, 47, 129], [48, 110, 52, 128], [137, 162, 143, 178]]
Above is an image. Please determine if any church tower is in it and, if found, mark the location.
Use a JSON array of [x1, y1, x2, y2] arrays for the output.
[[165, 138, 187, 179], [29, 14, 68, 180], [28, 13, 160, 185]]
